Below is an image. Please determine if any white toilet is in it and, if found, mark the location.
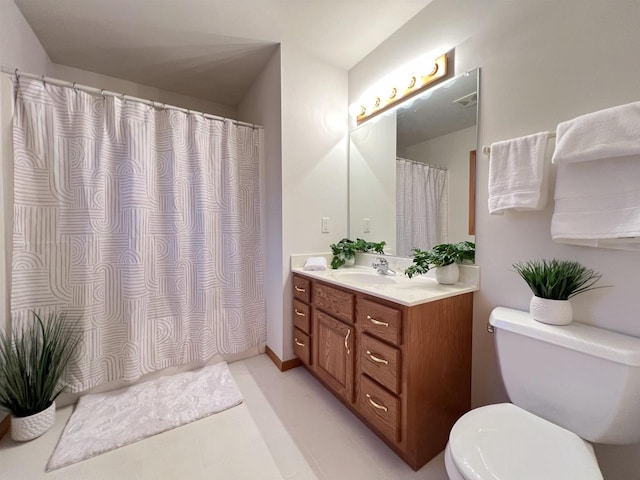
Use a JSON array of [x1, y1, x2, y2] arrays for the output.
[[445, 307, 640, 480]]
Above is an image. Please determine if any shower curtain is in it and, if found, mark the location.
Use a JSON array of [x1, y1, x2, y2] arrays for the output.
[[396, 157, 448, 257], [11, 78, 265, 392]]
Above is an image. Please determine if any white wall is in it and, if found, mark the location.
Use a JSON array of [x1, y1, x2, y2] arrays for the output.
[[280, 44, 349, 360], [349, 1, 640, 478], [349, 111, 396, 251], [237, 48, 283, 359], [48, 63, 237, 119], [400, 125, 476, 244], [1, 0, 236, 119]]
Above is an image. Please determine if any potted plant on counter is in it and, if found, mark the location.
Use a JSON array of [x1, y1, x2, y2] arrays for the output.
[[329, 238, 386, 269], [405, 241, 475, 284], [512, 259, 605, 325], [0, 311, 81, 441]]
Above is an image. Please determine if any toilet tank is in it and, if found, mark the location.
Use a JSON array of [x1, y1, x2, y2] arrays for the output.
[[490, 307, 640, 444]]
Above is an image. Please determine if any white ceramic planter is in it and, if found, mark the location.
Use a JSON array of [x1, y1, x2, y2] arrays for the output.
[[529, 296, 573, 326], [343, 257, 356, 267], [11, 402, 56, 442], [436, 263, 459, 285]]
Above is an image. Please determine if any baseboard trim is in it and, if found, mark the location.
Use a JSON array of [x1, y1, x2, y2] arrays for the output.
[[265, 346, 301, 371], [0, 414, 9, 441]]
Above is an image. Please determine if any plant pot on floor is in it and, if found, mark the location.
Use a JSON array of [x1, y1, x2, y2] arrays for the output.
[[11, 402, 56, 442], [436, 263, 459, 285], [529, 296, 573, 326]]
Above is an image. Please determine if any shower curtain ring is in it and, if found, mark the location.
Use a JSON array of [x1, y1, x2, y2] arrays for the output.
[[101, 89, 106, 99], [41, 74, 46, 85], [14, 69, 19, 81], [72, 82, 78, 93]]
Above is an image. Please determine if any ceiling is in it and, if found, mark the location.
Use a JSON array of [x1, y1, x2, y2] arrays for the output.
[[15, 0, 432, 107]]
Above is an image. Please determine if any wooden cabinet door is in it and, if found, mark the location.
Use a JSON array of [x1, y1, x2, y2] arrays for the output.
[[313, 311, 354, 403]]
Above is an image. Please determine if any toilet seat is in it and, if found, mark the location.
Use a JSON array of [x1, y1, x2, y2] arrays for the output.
[[448, 403, 603, 480]]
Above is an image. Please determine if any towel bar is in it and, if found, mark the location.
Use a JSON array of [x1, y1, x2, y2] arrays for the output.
[[482, 131, 556, 156]]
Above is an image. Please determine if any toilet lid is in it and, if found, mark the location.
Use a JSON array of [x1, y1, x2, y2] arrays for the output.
[[449, 403, 603, 480]]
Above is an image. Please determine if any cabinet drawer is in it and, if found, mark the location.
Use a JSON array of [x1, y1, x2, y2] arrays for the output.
[[360, 334, 401, 395], [357, 298, 402, 345], [293, 299, 311, 334], [293, 276, 311, 303], [314, 283, 354, 324], [293, 328, 311, 366], [358, 375, 400, 442]]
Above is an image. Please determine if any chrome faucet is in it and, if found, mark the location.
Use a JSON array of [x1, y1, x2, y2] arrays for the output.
[[372, 257, 396, 276]]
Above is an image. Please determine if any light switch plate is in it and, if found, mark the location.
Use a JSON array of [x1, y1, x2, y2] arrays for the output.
[[322, 217, 330, 233], [363, 218, 371, 233]]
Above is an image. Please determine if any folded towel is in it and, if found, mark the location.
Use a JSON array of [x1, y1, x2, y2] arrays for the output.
[[552, 101, 640, 166], [551, 152, 640, 250], [303, 257, 327, 271], [488, 132, 550, 214]]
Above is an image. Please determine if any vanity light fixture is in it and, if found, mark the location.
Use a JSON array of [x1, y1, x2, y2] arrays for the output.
[[356, 53, 448, 124]]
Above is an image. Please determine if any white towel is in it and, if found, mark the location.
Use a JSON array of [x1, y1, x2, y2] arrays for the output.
[[551, 101, 640, 250], [552, 100, 640, 165], [552, 157, 640, 249], [488, 132, 550, 214], [303, 256, 327, 271]]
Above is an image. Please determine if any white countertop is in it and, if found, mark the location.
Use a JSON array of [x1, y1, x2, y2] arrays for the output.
[[292, 264, 479, 307]]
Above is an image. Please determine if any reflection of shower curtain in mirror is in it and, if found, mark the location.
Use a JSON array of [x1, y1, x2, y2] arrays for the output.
[[396, 157, 448, 256]]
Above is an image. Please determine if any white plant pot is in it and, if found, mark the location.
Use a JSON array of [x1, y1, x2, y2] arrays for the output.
[[435, 263, 459, 285], [343, 257, 355, 267], [529, 296, 573, 326], [11, 402, 56, 442]]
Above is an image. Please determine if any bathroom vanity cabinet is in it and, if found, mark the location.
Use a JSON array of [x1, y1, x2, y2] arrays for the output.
[[292, 273, 473, 470]]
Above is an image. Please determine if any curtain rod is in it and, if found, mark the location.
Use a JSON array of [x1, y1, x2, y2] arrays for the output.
[[0, 66, 263, 130], [397, 156, 447, 171]]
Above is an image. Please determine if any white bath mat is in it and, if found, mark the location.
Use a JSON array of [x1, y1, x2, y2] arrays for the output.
[[47, 362, 243, 471]]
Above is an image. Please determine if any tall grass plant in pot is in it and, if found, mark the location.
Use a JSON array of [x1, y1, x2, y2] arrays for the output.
[[513, 259, 604, 325], [0, 311, 81, 441]]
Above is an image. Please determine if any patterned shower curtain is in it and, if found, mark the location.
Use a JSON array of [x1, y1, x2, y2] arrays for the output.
[[11, 78, 265, 392], [396, 157, 448, 257]]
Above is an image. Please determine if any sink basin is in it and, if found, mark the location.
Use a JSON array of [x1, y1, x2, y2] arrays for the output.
[[334, 272, 398, 286]]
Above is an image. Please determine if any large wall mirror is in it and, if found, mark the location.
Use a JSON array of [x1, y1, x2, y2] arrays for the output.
[[349, 69, 479, 256]]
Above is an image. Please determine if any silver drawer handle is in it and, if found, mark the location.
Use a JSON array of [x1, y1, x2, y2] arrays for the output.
[[294, 286, 306, 292], [366, 394, 388, 412], [367, 315, 389, 327], [294, 309, 305, 317], [294, 338, 306, 348], [366, 350, 389, 365]]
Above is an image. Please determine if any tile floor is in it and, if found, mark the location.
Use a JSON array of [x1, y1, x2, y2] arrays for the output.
[[0, 354, 448, 479]]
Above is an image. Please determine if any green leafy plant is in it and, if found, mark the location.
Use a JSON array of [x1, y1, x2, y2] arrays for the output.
[[405, 241, 475, 278], [330, 238, 386, 269], [0, 311, 81, 418], [512, 259, 605, 301]]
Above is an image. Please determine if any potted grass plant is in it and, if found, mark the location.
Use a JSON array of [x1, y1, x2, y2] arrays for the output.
[[329, 238, 386, 269], [0, 311, 81, 441], [405, 241, 475, 284], [512, 259, 604, 325]]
